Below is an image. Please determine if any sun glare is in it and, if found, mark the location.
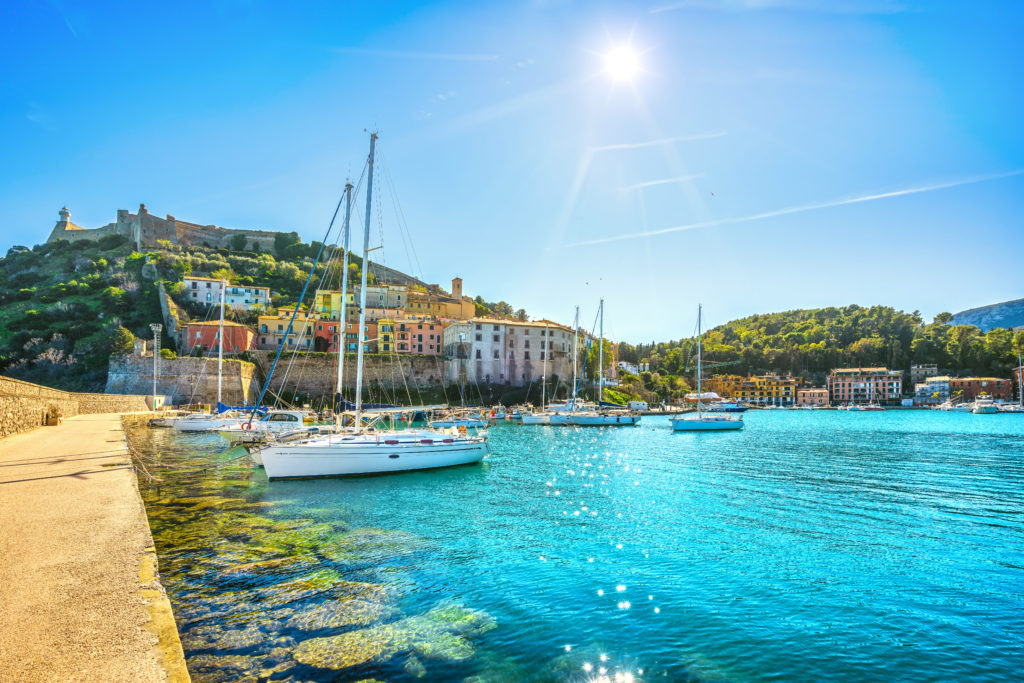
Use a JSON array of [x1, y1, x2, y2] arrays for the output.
[[604, 45, 641, 82]]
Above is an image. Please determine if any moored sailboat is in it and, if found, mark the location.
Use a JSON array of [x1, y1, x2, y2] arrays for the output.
[[253, 133, 488, 479], [671, 305, 743, 432]]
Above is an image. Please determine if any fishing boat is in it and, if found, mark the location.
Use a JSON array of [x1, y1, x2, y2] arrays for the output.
[[671, 305, 743, 432], [253, 133, 488, 478]]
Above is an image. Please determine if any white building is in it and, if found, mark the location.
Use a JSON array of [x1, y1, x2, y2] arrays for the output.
[[914, 376, 951, 405], [183, 276, 270, 311], [443, 318, 576, 386]]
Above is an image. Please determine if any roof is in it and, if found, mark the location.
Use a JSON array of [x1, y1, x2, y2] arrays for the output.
[[830, 367, 898, 374], [183, 276, 225, 283], [185, 321, 255, 330], [950, 377, 1008, 382], [458, 317, 573, 331]]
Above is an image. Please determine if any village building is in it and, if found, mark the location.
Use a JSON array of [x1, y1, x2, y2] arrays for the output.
[[796, 388, 829, 407], [181, 321, 257, 355], [443, 318, 574, 387], [827, 368, 903, 405], [183, 276, 270, 311]]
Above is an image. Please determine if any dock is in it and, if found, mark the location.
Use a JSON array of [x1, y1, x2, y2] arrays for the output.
[[0, 413, 189, 682]]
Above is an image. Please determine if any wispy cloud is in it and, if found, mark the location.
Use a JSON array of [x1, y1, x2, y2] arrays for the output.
[[651, 0, 909, 15], [565, 169, 1024, 247], [592, 131, 726, 152], [332, 47, 499, 62], [623, 173, 705, 191]]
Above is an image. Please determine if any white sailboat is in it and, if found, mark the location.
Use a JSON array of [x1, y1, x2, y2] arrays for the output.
[[549, 299, 640, 427], [671, 305, 743, 432], [255, 133, 488, 479]]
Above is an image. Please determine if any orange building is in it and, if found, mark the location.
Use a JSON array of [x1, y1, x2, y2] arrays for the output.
[[182, 321, 256, 355], [949, 377, 1012, 401]]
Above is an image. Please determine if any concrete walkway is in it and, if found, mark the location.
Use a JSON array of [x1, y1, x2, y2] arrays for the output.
[[0, 414, 189, 683]]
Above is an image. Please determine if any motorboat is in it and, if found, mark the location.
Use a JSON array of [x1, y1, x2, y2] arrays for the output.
[[704, 400, 749, 413], [972, 395, 999, 414], [218, 409, 317, 444]]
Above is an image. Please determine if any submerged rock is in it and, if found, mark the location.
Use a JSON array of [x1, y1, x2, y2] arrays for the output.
[[289, 601, 496, 670], [318, 528, 427, 566], [285, 598, 397, 631]]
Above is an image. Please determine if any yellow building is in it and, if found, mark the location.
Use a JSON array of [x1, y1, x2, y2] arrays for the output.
[[377, 318, 395, 353], [704, 374, 802, 406], [313, 289, 355, 321], [256, 306, 317, 351]]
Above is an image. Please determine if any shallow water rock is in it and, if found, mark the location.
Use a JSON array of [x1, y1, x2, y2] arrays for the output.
[[404, 653, 428, 677], [285, 598, 397, 631], [292, 623, 407, 669], [187, 653, 260, 682], [318, 528, 426, 566]]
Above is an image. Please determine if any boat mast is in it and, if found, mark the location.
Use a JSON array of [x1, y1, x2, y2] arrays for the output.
[[696, 304, 702, 416], [571, 306, 579, 409], [541, 323, 547, 410], [335, 182, 353, 403], [217, 278, 225, 406], [353, 133, 377, 432], [598, 298, 604, 406], [1019, 352, 1023, 408]]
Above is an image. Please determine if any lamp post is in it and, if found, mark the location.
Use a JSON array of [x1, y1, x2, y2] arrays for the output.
[[150, 323, 162, 409]]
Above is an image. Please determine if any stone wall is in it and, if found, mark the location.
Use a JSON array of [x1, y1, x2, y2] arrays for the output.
[[105, 354, 260, 406], [0, 376, 150, 440], [255, 353, 448, 397]]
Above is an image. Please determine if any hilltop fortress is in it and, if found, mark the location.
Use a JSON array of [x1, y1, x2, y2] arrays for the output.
[[47, 203, 281, 251]]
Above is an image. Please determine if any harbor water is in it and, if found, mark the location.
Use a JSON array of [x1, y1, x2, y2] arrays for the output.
[[132, 410, 1024, 682]]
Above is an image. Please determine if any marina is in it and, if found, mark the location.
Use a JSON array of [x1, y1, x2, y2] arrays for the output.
[[132, 409, 1024, 682]]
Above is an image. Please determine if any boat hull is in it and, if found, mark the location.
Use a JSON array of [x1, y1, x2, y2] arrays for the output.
[[973, 406, 998, 414], [173, 417, 241, 432], [260, 437, 488, 479], [671, 417, 743, 431], [429, 419, 489, 429], [549, 414, 641, 426], [520, 414, 551, 425]]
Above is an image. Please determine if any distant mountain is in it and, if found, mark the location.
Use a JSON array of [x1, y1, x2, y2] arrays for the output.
[[952, 298, 1024, 332]]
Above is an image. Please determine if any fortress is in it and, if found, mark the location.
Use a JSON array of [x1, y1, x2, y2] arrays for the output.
[[46, 203, 282, 251]]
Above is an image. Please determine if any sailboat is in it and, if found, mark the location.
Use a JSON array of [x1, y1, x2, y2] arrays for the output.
[[253, 133, 488, 479], [670, 305, 743, 432], [549, 299, 640, 427], [173, 278, 247, 432]]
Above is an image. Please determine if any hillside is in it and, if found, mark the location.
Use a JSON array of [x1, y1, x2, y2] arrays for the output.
[[0, 233, 426, 391], [953, 298, 1024, 332], [614, 305, 1024, 399]]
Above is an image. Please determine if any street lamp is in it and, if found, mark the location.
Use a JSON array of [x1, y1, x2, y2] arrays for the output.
[[150, 323, 162, 409]]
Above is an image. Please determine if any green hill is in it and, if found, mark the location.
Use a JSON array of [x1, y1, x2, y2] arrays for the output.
[[615, 305, 1024, 399]]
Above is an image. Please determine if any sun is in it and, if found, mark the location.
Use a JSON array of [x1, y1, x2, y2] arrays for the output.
[[604, 45, 641, 82]]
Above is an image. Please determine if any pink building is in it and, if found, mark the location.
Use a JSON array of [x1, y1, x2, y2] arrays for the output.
[[827, 367, 903, 405], [395, 318, 444, 355], [182, 321, 256, 355], [797, 388, 829, 407]]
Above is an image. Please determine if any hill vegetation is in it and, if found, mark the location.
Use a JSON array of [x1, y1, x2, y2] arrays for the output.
[[615, 305, 1024, 400]]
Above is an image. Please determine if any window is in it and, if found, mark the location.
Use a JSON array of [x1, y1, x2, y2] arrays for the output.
[[525, 351, 530, 360], [493, 350, 499, 359], [476, 349, 481, 359], [508, 338, 515, 347], [493, 335, 499, 342], [540, 351, 545, 360], [475, 333, 482, 342], [475, 324, 481, 331], [525, 340, 530, 348], [493, 325, 499, 331]]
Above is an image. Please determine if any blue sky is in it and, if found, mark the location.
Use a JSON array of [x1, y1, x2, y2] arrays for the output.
[[2, 0, 1022, 342]]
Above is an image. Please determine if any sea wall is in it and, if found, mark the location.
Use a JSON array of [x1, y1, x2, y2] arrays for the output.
[[0, 375, 149, 439], [106, 354, 260, 406]]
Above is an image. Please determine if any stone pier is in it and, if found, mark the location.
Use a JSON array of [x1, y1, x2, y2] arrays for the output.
[[0, 413, 189, 682]]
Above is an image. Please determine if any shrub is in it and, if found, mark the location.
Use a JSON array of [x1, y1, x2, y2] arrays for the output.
[[110, 326, 135, 354], [159, 348, 177, 360]]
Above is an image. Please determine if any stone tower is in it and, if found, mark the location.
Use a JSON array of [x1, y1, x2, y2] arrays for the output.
[[451, 277, 463, 299]]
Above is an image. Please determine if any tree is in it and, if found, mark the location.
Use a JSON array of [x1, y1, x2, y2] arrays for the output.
[[110, 326, 134, 354], [515, 309, 527, 322], [273, 231, 300, 257], [230, 234, 248, 252], [934, 312, 953, 325]]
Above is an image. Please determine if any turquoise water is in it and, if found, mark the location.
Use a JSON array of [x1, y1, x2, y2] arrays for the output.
[[136, 411, 1024, 681]]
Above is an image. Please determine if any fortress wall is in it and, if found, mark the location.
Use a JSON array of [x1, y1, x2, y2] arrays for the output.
[[256, 353, 448, 398], [105, 354, 260, 406]]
